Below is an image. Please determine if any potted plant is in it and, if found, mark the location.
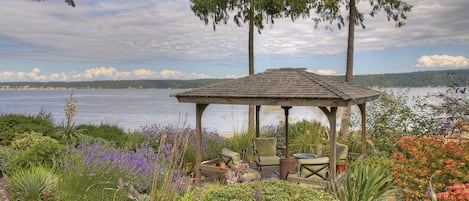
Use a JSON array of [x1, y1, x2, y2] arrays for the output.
[[336, 160, 347, 174]]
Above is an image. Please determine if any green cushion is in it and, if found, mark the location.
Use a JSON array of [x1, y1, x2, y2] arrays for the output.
[[221, 148, 241, 169], [320, 143, 349, 160], [255, 155, 280, 166], [255, 138, 277, 156], [336, 143, 348, 160]]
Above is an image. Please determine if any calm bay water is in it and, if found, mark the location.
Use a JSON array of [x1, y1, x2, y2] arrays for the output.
[[0, 87, 448, 133]]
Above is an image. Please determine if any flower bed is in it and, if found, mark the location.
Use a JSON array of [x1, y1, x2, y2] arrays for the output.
[[392, 135, 469, 200]]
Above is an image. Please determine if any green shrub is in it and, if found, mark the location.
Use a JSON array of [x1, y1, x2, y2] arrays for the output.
[[0, 145, 17, 174], [8, 166, 56, 201], [327, 163, 396, 201], [414, 86, 469, 136], [225, 130, 255, 155], [287, 120, 329, 156], [7, 140, 64, 173], [351, 90, 420, 156], [349, 155, 395, 176], [11, 132, 58, 150], [77, 124, 128, 147], [196, 179, 338, 201], [57, 174, 129, 201], [0, 114, 57, 141], [126, 132, 145, 149]]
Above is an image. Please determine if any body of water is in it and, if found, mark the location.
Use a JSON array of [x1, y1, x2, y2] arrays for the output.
[[0, 87, 448, 133]]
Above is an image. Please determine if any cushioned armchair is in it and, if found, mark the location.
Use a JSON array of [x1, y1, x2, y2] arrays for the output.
[[253, 138, 280, 172], [220, 148, 242, 169], [219, 148, 261, 180], [286, 143, 348, 188]]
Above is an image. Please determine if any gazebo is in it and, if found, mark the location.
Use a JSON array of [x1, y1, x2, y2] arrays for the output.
[[173, 68, 381, 183]]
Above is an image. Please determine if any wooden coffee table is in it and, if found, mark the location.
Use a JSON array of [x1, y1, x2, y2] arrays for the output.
[[200, 159, 227, 181]]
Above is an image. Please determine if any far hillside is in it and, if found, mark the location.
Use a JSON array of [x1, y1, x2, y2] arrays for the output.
[[0, 69, 468, 89], [346, 69, 469, 87]]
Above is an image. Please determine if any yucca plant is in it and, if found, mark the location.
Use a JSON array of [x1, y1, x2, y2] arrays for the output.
[[8, 166, 56, 201], [58, 90, 85, 142], [327, 163, 396, 201]]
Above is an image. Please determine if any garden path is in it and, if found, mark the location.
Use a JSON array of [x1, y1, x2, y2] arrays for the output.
[[0, 175, 10, 201]]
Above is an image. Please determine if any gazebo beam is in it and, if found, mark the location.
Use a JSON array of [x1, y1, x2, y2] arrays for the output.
[[195, 103, 208, 184], [319, 106, 338, 181], [358, 103, 367, 156], [176, 96, 378, 107]]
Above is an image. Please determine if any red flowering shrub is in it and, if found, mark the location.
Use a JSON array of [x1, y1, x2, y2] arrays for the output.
[[436, 183, 469, 200], [392, 135, 469, 200]]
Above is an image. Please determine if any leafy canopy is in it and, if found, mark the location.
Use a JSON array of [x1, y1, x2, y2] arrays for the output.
[[32, 0, 75, 7], [319, 0, 412, 29], [190, 0, 316, 33]]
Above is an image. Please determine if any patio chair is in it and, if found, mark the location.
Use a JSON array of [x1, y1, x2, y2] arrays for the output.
[[334, 142, 349, 162], [220, 148, 241, 169], [287, 143, 349, 185], [219, 148, 261, 180], [285, 156, 330, 189], [253, 138, 280, 172], [296, 157, 330, 180]]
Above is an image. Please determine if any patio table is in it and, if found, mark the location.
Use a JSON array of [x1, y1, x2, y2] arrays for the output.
[[292, 153, 317, 159]]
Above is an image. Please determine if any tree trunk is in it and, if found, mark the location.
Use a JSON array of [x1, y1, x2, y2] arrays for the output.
[[248, 7, 255, 133], [340, 0, 356, 138], [346, 0, 355, 83]]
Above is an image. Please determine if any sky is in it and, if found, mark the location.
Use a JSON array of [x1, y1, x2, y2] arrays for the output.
[[0, 0, 468, 81]]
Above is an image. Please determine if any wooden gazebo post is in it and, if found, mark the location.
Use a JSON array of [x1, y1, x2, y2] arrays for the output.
[[319, 106, 338, 180], [256, 105, 261, 137], [195, 104, 208, 183], [359, 103, 367, 155]]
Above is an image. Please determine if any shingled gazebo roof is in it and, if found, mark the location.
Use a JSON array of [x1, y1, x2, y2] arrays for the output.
[[174, 68, 382, 184], [174, 68, 381, 106]]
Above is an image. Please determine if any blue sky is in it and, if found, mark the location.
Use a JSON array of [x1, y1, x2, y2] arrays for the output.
[[0, 0, 468, 81]]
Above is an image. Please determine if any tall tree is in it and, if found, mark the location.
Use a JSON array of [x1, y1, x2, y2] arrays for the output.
[[190, 0, 313, 131], [322, 0, 412, 137]]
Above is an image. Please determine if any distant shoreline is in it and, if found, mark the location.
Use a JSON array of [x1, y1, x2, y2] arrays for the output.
[[0, 69, 468, 89]]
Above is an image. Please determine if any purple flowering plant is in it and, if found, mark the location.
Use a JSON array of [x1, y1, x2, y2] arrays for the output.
[[54, 123, 217, 200], [225, 163, 251, 184], [138, 124, 226, 166], [54, 141, 159, 199]]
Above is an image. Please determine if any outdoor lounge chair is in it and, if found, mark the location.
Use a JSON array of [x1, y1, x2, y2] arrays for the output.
[[220, 148, 242, 169], [219, 148, 261, 180], [253, 138, 280, 172]]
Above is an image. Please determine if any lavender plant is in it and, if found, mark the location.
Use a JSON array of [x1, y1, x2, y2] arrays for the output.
[[55, 141, 159, 200], [138, 124, 226, 165], [55, 124, 199, 200]]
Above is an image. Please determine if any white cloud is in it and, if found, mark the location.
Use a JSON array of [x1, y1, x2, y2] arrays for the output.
[[416, 55, 469, 68], [0, 67, 47, 81], [224, 74, 248, 79], [159, 69, 185, 78], [316, 69, 337, 75], [0, 67, 212, 81]]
